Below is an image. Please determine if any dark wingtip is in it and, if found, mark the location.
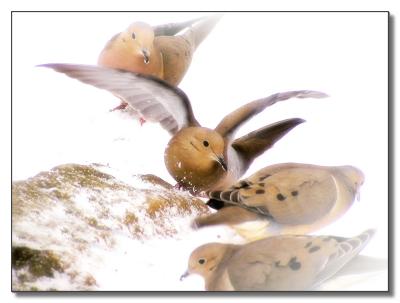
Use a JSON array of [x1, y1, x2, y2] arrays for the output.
[[291, 117, 306, 126], [271, 117, 306, 132]]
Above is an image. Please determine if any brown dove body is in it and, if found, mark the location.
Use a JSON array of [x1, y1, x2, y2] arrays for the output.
[[98, 15, 221, 86], [194, 163, 364, 239], [182, 229, 375, 290], [41, 63, 327, 195], [97, 15, 221, 116]]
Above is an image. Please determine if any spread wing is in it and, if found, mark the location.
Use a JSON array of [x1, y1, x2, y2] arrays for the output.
[[215, 90, 328, 140], [40, 63, 200, 135]]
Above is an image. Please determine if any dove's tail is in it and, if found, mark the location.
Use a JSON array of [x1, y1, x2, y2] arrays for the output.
[[192, 205, 261, 229], [181, 14, 223, 50], [312, 229, 376, 289], [153, 16, 205, 37]]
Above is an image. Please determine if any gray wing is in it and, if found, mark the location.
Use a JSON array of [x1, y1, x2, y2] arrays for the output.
[[40, 63, 200, 135]]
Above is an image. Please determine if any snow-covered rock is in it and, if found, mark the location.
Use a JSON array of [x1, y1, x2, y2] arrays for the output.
[[12, 163, 213, 290]]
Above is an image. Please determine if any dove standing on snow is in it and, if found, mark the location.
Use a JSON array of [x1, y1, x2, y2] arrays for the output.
[[180, 229, 375, 291], [193, 163, 364, 239], [40, 64, 327, 194], [98, 15, 222, 114]]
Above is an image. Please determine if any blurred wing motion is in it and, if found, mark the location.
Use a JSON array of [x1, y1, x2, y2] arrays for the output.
[[40, 63, 200, 134]]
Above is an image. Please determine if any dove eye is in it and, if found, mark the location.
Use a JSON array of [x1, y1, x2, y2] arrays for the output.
[[203, 140, 209, 147], [198, 258, 206, 265], [131, 32, 136, 39]]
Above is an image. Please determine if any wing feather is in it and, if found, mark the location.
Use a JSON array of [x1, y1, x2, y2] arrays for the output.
[[215, 90, 328, 140], [40, 63, 200, 134]]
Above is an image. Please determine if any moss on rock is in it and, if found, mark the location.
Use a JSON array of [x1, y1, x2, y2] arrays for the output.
[[12, 246, 64, 278], [12, 163, 211, 290]]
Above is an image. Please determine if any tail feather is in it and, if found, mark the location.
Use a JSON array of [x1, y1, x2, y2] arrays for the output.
[[153, 16, 205, 36], [181, 14, 223, 49], [192, 205, 261, 228], [313, 229, 376, 288]]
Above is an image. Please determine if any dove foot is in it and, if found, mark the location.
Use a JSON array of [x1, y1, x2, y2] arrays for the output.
[[173, 182, 186, 191], [110, 102, 128, 112], [139, 117, 146, 126]]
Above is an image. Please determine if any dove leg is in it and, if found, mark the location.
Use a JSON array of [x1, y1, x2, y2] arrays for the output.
[[109, 100, 147, 125], [139, 117, 146, 126]]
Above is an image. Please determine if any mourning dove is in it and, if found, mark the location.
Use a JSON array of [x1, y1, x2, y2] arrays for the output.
[[180, 229, 375, 291], [40, 64, 327, 194], [98, 15, 222, 114], [194, 163, 364, 239]]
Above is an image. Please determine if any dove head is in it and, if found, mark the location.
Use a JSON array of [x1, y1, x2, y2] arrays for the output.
[[164, 127, 227, 194], [340, 165, 365, 186], [181, 243, 232, 281], [124, 22, 155, 63], [98, 22, 163, 78]]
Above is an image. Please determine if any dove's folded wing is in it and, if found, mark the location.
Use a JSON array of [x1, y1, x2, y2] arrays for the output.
[[40, 64, 200, 134], [207, 164, 339, 224]]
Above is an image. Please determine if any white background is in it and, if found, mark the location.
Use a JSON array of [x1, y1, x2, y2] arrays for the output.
[[2, 0, 398, 302]]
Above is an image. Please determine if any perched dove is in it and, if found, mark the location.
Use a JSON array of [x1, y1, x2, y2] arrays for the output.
[[194, 163, 364, 239], [40, 64, 327, 194], [98, 15, 222, 114], [180, 229, 375, 291], [99, 15, 221, 85]]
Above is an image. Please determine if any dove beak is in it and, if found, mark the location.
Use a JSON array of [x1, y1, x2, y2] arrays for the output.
[[212, 154, 227, 171], [356, 185, 361, 201], [180, 269, 190, 281], [141, 48, 150, 64]]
